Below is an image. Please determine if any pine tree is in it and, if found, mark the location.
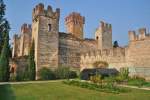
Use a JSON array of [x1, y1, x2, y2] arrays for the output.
[[0, 0, 10, 81], [28, 41, 36, 80]]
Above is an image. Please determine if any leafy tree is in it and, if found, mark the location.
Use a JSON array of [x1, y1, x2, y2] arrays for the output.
[[113, 41, 119, 48], [28, 41, 36, 80]]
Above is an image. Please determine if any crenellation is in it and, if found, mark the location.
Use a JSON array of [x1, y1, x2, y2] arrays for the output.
[[65, 12, 85, 39], [12, 3, 150, 80], [138, 28, 146, 40], [32, 3, 60, 22]]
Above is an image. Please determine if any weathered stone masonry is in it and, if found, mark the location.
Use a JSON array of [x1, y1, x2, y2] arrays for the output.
[[12, 3, 150, 79]]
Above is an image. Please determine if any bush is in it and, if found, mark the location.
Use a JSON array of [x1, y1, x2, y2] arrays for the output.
[[55, 67, 77, 79], [63, 80, 130, 94], [15, 67, 30, 81], [90, 74, 102, 83], [119, 67, 129, 80], [69, 71, 77, 79], [38, 67, 55, 80], [128, 76, 146, 87], [104, 76, 116, 89]]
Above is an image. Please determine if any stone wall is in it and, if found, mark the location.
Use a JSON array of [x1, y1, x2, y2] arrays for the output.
[[10, 56, 28, 77], [12, 24, 32, 58], [59, 33, 97, 68], [127, 39, 150, 68], [80, 47, 127, 70]]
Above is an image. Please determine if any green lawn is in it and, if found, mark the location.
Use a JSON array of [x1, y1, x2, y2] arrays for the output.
[[0, 81, 150, 100]]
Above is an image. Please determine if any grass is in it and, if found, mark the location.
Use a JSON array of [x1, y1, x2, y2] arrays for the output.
[[0, 81, 150, 100]]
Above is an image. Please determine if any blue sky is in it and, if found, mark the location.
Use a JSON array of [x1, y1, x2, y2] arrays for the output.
[[5, 0, 150, 46]]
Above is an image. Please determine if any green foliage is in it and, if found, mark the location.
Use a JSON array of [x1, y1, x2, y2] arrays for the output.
[[119, 67, 129, 80], [63, 80, 129, 94], [68, 71, 77, 79], [28, 41, 36, 80], [128, 76, 146, 87], [0, 0, 10, 82], [113, 41, 119, 48], [0, 0, 10, 54], [0, 33, 10, 81], [104, 76, 116, 89], [38, 67, 55, 80], [55, 67, 70, 79], [15, 68, 29, 81], [93, 61, 109, 68], [90, 74, 102, 83]]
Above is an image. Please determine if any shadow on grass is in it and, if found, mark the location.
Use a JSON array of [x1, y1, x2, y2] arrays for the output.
[[0, 84, 16, 100]]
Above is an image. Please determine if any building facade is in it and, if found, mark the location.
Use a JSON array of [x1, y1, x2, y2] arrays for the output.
[[12, 3, 150, 79]]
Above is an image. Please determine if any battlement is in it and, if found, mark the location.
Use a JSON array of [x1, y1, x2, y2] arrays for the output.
[[128, 28, 150, 41], [21, 23, 32, 33], [32, 3, 60, 21], [65, 12, 85, 25], [13, 34, 19, 39], [96, 21, 112, 33], [81, 47, 125, 58], [65, 12, 85, 39]]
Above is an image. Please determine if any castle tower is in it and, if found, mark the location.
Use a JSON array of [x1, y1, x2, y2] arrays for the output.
[[12, 35, 20, 58], [95, 21, 112, 50], [65, 12, 85, 39], [32, 3, 60, 79], [138, 28, 146, 40], [128, 30, 136, 41], [19, 23, 32, 56]]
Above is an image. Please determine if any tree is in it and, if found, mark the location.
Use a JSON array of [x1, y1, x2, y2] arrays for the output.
[[0, 0, 10, 81], [0, 0, 10, 54], [113, 41, 119, 48], [28, 41, 36, 80], [0, 32, 10, 81]]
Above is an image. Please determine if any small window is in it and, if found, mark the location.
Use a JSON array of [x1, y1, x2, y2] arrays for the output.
[[96, 36, 99, 40], [48, 24, 51, 31]]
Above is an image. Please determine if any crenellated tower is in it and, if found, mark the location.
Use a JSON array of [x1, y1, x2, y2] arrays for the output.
[[65, 12, 85, 39], [128, 28, 147, 42], [19, 23, 32, 56], [32, 3, 60, 79], [12, 34, 20, 58], [95, 21, 112, 50]]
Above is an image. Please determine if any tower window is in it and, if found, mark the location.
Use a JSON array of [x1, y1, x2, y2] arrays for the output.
[[96, 36, 99, 40], [48, 24, 51, 31]]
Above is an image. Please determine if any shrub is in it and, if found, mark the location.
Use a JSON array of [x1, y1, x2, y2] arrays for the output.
[[104, 76, 116, 89], [55, 67, 77, 79], [128, 76, 146, 87], [15, 66, 30, 81], [119, 67, 129, 80], [63, 80, 129, 94], [38, 67, 55, 80], [90, 74, 102, 83], [68, 71, 77, 79]]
